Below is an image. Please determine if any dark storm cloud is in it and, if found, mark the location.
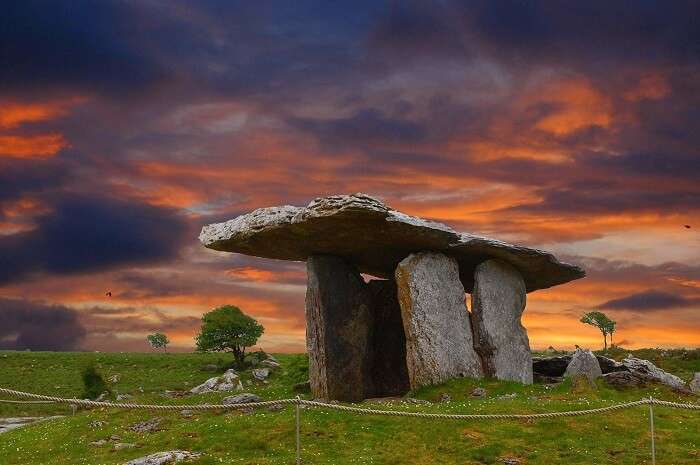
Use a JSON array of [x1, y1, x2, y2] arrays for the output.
[[0, 1, 165, 97], [0, 160, 68, 206], [601, 290, 699, 311], [0, 297, 86, 350], [0, 195, 190, 284]]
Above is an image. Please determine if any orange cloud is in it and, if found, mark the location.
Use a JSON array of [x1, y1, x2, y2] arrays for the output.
[[0, 134, 68, 159], [624, 72, 670, 101], [0, 100, 70, 130]]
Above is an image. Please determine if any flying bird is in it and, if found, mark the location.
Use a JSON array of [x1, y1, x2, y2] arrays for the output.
[[684, 225, 691, 229], [106, 291, 112, 297]]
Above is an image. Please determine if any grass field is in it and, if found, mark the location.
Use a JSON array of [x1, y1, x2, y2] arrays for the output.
[[0, 349, 698, 465]]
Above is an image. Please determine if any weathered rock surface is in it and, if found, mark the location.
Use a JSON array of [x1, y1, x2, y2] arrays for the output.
[[621, 356, 687, 391], [129, 417, 162, 433], [222, 393, 262, 405], [123, 451, 202, 465], [396, 253, 482, 388], [564, 348, 602, 383], [305, 255, 373, 401], [252, 368, 270, 380], [200, 194, 585, 292], [471, 259, 532, 384], [366, 279, 410, 397], [596, 355, 626, 374], [690, 373, 700, 394], [189, 369, 242, 394], [603, 371, 647, 388]]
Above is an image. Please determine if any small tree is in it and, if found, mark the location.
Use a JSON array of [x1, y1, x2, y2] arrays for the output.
[[81, 364, 109, 400], [147, 332, 170, 352], [195, 305, 264, 367], [580, 311, 616, 350]]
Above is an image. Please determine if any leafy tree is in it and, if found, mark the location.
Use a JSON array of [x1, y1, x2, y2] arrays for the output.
[[146, 332, 170, 352], [580, 311, 617, 350], [81, 364, 109, 400], [195, 305, 264, 367]]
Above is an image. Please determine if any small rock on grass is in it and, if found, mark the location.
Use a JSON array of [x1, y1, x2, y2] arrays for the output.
[[471, 387, 487, 397], [690, 373, 700, 394], [113, 443, 136, 451], [222, 393, 262, 405], [180, 409, 193, 418], [129, 417, 162, 433], [252, 368, 270, 380], [122, 450, 202, 465], [439, 392, 451, 402]]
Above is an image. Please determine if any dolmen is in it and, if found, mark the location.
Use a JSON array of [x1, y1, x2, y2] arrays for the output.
[[200, 194, 585, 401]]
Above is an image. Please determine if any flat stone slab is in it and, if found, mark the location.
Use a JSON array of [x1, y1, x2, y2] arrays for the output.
[[200, 194, 584, 292]]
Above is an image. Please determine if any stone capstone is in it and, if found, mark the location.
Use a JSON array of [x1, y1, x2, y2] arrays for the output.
[[395, 252, 482, 388], [564, 348, 602, 384], [305, 255, 373, 401], [200, 194, 585, 292], [603, 371, 647, 388], [471, 259, 532, 384]]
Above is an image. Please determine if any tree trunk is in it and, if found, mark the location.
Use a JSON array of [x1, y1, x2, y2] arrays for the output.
[[602, 332, 607, 350]]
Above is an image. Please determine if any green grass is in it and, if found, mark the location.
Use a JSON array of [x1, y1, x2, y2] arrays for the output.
[[0, 349, 698, 465]]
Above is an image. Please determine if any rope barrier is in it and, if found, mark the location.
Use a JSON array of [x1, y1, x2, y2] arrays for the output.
[[1, 386, 697, 419]]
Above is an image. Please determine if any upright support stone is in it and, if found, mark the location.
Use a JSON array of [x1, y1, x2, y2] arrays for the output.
[[305, 255, 372, 401], [366, 279, 410, 397], [395, 252, 482, 389], [471, 259, 533, 384]]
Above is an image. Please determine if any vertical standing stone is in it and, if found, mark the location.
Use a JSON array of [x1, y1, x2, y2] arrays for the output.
[[305, 255, 372, 401], [471, 259, 533, 384], [395, 252, 482, 389], [366, 279, 410, 397]]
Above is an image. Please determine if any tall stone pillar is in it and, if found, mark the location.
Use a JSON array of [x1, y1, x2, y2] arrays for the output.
[[305, 255, 373, 401], [471, 259, 533, 384], [395, 252, 482, 389]]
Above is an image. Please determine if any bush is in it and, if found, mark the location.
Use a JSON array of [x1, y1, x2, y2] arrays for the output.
[[81, 364, 109, 400]]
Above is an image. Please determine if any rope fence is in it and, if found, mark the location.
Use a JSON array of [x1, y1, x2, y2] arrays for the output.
[[1, 386, 698, 464]]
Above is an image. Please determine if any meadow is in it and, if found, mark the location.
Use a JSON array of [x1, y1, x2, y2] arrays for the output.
[[0, 349, 698, 465]]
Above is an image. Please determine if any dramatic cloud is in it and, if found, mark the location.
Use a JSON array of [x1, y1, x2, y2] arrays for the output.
[[0, 195, 190, 284], [0, 297, 86, 350], [601, 290, 699, 312], [0, 1, 698, 351]]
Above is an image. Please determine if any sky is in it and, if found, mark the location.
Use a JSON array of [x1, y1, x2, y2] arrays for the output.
[[0, 1, 698, 353]]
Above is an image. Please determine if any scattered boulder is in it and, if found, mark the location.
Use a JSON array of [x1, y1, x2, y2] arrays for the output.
[[89, 420, 106, 428], [471, 259, 532, 384], [621, 356, 687, 391], [163, 390, 188, 398], [603, 371, 647, 388], [113, 443, 136, 451], [108, 374, 121, 383], [222, 393, 262, 405], [439, 392, 451, 402], [261, 359, 281, 369], [116, 394, 133, 401], [123, 451, 202, 465], [396, 252, 483, 388], [180, 409, 193, 418], [252, 368, 270, 381], [564, 348, 602, 384], [90, 439, 108, 447], [470, 387, 487, 397], [690, 373, 700, 394], [129, 417, 162, 433], [189, 369, 242, 394], [0, 416, 63, 434], [293, 381, 311, 393]]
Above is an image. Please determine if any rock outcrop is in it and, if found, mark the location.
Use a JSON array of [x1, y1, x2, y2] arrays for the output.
[[621, 356, 687, 391], [189, 369, 242, 394], [564, 348, 602, 384], [689, 373, 700, 394], [305, 255, 373, 401], [396, 253, 482, 388], [471, 259, 532, 384], [200, 194, 585, 292]]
